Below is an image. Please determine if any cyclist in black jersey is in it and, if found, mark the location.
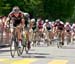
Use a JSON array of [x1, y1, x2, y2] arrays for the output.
[[7, 6, 25, 47]]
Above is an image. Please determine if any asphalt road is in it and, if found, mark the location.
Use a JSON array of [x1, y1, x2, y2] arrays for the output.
[[0, 41, 75, 64]]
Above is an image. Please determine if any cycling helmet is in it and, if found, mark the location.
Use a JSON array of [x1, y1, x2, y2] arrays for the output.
[[45, 19, 49, 23], [56, 19, 60, 21], [60, 21, 64, 24], [49, 22, 51, 24], [55, 19, 60, 23], [31, 18, 35, 22], [65, 22, 70, 25], [12, 6, 20, 13]]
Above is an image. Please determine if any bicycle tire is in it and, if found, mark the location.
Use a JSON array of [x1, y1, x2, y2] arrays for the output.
[[25, 46, 28, 54], [17, 41, 24, 56], [10, 39, 16, 58]]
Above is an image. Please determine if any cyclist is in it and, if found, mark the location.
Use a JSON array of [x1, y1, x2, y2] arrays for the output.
[[29, 19, 36, 46], [29, 19, 36, 41], [54, 19, 64, 45], [31, 19, 36, 32], [65, 22, 71, 33], [72, 23, 75, 33], [29, 19, 36, 31], [65, 22, 71, 44], [44, 19, 53, 45], [44, 19, 52, 31], [6, 6, 25, 48], [37, 18, 43, 31], [71, 23, 75, 41], [37, 18, 44, 37]]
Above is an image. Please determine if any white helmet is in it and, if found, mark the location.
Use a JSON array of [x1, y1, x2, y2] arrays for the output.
[[60, 21, 64, 24], [72, 23, 75, 26], [31, 18, 35, 22], [49, 22, 51, 24], [23, 13, 29, 17], [56, 19, 60, 22], [45, 19, 49, 22], [65, 22, 70, 25]]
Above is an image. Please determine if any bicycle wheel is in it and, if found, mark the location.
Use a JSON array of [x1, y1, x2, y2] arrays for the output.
[[17, 46, 24, 56], [25, 46, 28, 54], [25, 41, 30, 54], [10, 39, 16, 58], [20, 46, 24, 55], [17, 41, 24, 56], [19, 34, 27, 55]]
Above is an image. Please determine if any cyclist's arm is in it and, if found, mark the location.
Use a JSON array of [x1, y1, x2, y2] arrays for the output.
[[19, 14, 26, 29], [6, 13, 13, 28], [6, 17, 10, 27]]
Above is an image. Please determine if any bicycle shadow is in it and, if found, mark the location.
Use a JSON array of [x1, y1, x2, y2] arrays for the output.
[[21, 52, 51, 58], [21, 52, 75, 59]]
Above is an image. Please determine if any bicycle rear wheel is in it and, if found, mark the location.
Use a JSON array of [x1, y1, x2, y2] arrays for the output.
[[25, 46, 28, 54]]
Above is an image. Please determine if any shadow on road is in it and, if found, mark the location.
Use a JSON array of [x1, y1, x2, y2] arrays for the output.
[[28, 53, 50, 55], [21, 52, 52, 59], [21, 54, 75, 59]]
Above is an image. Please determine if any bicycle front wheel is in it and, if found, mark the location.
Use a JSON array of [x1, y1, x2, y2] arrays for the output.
[[10, 40, 16, 58], [17, 46, 24, 56]]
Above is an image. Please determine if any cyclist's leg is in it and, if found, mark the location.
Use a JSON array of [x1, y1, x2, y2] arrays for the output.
[[61, 30, 64, 45], [69, 31, 71, 42], [49, 31, 52, 44], [66, 31, 71, 44], [73, 32, 75, 42], [16, 26, 22, 47], [26, 31, 31, 50], [29, 28, 33, 42]]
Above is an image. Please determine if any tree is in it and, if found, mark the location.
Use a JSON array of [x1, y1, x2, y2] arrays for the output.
[[43, 0, 75, 21], [0, 0, 75, 22]]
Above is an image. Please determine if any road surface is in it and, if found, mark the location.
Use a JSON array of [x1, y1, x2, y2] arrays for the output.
[[0, 41, 75, 64]]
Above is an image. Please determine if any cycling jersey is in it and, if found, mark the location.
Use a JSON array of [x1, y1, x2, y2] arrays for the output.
[[54, 22, 64, 30], [73, 27, 75, 32], [37, 21, 43, 29], [32, 22, 36, 31], [65, 25, 71, 32], [8, 12, 24, 27], [45, 22, 52, 31], [72, 24, 75, 32]]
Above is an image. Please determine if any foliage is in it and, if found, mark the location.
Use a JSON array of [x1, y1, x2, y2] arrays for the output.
[[0, 0, 75, 22]]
